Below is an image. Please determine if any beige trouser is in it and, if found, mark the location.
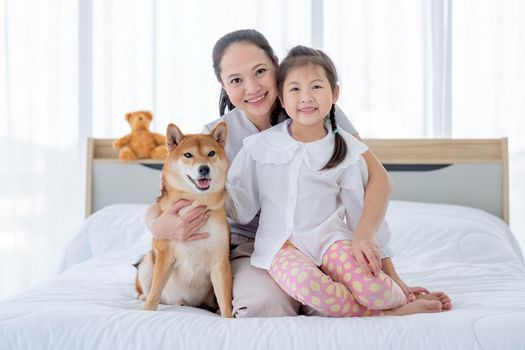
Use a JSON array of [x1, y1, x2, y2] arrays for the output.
[[230, 240, 301, 318], [229, 237, 326, 318]]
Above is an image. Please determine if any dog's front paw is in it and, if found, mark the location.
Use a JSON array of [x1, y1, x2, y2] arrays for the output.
[[137, 294, 146, 301], [220, 308, 233, 318], [143, 302, 158, 311]]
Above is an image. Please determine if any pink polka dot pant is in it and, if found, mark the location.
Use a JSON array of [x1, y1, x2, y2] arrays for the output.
[[268, 240, 407, 317]]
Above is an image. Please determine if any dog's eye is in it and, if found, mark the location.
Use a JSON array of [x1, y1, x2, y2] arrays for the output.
[[183, 152, 193, 158], [208, 151, 216, 157]]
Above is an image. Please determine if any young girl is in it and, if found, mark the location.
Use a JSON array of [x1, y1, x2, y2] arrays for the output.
[[147, 30, 451, 317], [226, 45, 449, 317]]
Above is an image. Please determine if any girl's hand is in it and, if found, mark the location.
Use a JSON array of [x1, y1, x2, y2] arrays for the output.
[[150, 200, 210, 242], [351, 237, 382, 277]]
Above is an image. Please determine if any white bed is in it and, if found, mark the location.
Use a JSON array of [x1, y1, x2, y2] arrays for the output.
[[1, 137, 524, 350], [1, 201, 524, 349]]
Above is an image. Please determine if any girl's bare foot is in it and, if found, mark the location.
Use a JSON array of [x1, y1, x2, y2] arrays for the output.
[[415, 292, 453, 311], [383, 299, 442, 316]]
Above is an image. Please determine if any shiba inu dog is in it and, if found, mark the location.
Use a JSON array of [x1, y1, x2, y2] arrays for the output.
[[135, 122, 232, 317]]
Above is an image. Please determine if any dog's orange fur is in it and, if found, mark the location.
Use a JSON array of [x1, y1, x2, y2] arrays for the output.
[[135, 122, 232, 317]]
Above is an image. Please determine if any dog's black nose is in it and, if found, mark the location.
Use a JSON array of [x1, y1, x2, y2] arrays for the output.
[[198, 165, 210, 176]]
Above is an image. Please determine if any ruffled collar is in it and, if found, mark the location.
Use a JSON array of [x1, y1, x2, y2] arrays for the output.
[[242, 120, 368, 171], [242, 121, 298, 165]]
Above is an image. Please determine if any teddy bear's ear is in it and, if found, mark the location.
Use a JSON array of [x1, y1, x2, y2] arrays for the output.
[[210, 122, 227, 148], [125, 113, 133, 122], [166, 123, 184, 152]]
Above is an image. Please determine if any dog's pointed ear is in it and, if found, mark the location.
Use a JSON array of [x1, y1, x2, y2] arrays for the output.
[[166, 123, 184, 152], [210, 122, 227, 148]]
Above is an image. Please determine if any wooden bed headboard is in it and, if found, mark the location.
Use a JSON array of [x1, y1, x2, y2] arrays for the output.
[[86, 138, 509, 224]]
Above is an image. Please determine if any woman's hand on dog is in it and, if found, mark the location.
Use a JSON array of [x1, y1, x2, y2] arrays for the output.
[[148, 200, 210, 242]]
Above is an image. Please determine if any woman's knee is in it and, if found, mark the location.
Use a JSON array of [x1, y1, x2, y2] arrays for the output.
[[231, 257, 300, 318]]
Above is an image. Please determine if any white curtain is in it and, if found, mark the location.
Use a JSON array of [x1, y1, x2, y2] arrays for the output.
[[0, 0, 82, 298], [323, 0, 452, 138], [450, 0, 525, 249], [1, 0, 524, 299], [91, 0, 312, 136]]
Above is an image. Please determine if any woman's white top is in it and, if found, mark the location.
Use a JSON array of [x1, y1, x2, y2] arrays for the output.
[[203, 106, 357, 240], [226, 120, 393, 270]]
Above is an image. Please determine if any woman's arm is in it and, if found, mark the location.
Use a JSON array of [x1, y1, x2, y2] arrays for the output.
[[352, 135, 394, 239], [381, 257, 406, 290], [333, 107, 395, 276], [349, 133, 394, 276], [334, 107, 393, 239], [382, 257, 429, 300], [226, 147, 261, 224]]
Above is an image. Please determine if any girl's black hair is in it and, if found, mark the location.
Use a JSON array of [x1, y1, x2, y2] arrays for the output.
[[212, 29, 282, 126], [277, 45, 348, 170]]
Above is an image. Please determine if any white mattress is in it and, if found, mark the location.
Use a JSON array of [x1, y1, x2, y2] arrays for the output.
[[1, 201, 525, 350]]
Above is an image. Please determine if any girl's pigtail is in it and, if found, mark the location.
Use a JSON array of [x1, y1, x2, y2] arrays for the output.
[[219, 88, 235, 116], [321, 105, 348, 170]]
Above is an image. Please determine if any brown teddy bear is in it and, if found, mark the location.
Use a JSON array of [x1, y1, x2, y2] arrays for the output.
[[113, 110, 167, 162]]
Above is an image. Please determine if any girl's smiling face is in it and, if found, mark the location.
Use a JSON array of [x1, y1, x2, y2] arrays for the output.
[[219, 42, 278, 124], [281, 63, 339, 131]]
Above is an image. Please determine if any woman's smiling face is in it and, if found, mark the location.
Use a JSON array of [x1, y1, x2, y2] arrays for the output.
[[219, 42, 278, 123]]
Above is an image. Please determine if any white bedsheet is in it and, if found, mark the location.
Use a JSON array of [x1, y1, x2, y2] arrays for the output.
[[1, 201, 525, 350]]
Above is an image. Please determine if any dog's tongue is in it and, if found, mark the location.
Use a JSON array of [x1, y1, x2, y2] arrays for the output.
[[196, 179, 210, 189]]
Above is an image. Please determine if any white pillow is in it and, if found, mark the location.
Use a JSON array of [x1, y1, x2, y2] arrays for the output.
[[59, 204, 150, 271], [58, 200, 524, 272]]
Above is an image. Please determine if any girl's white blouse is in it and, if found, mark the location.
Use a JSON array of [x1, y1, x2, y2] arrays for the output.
[[226, 120, 393, 270]]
